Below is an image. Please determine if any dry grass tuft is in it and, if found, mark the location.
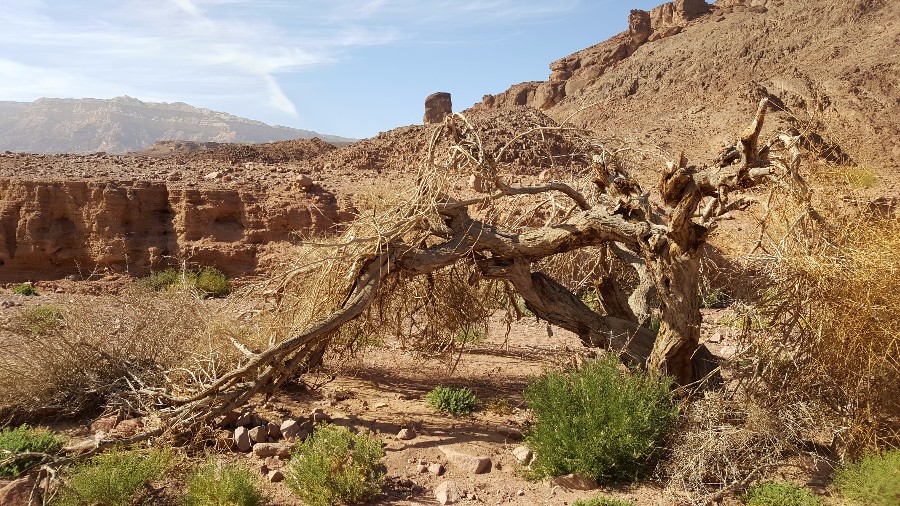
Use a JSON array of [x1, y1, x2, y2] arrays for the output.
[[0, 287, 245, 423]]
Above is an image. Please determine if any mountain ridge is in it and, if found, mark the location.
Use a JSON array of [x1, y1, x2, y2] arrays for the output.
[[0, 96, 354, 154]]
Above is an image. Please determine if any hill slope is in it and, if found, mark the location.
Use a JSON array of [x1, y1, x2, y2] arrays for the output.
[[472, 0, 900, 173], [0, 96, 353, 154]]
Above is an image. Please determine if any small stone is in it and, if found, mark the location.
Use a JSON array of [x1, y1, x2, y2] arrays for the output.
[[90, 415, 118, 433], [552, 473, 598, 490], [468, 174, 484, 193], [111, 418, 144, 438], [295, 174, 313, 187], [434, 480, 463, 505], [396, 428, 416, 440], [204, 171, 221, 180], [428, 463, 444, 476], [708, 331, 722, 343], [264, 456, 284, 470], [248, 425, 268, 444], [267, 469, 285, 483], [233, 426, 252, 452], [512, 445, 534, 465], [517, 489, 525, 496], [415, 463, 428, 473]]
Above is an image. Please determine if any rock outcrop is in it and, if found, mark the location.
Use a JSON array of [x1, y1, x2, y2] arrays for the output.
[[424, 92, 453, 124]]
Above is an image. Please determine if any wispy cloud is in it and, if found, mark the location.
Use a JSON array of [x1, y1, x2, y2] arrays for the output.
[[0, 0, 577, 119]]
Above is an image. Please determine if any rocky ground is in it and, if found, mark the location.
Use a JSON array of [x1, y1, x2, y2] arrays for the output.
[[0, 279, 761, 505]]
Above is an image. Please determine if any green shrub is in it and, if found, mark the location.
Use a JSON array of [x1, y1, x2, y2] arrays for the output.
[[0, 424, 65, 476], [742, 481, 824, 506], [185, 460, 267, 506], [19, 305, 64, 336], [699, 287, 729, 308], [194, 267, 231, 298], [12, 283, 36, 296], [572, 496, 636, 506], [54, 448, 172, 506], [140, 267, 230, 298], [833, 449, 900, 506], [285, 424, 385, 506], [524, 356, 678, 482], [139, 268, 182, 292], [426, 386, 479, 416]]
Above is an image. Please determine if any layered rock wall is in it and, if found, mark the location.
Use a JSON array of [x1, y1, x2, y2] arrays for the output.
[[0, 179, 351, 282]]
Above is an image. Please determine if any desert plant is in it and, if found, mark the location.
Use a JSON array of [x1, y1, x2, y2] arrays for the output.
[[194, 267, 231, 298], [18, 304, 64, 336], [755, 214, 900, 453], [12, 282, 36, 296], [524, 356, 678, 482], [426, 386, 479, 416], [54, 447, 172, 506], [184, 460, 267, 506], [841, 165, 878, 189], [140, 267, 230, 298], [832, 449, 900, 506], [572, 496, 636, 506], [285, 423, 385, 506], [742, 481, 824, 506], [0, 424, 65, 476]]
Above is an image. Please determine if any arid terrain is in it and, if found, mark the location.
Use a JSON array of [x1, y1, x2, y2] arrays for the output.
[[0, 1, 898, 505]]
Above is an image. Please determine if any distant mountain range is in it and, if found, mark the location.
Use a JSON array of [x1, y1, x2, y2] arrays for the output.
[[0, 96, 353, 154]]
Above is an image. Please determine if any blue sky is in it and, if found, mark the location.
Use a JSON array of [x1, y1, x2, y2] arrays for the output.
[[2, 0, 661, 138]]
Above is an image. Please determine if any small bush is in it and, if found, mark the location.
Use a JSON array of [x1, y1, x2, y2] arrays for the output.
[[12, 283, 36, 296], [742, 481, 824, 506], [195, 267, 231, 298], [833, 449, 900, 506], [185, 460, 267, 506], [19, 305, 64, 336], [0, 424, 65, 476], [54, 448, 172, 506], [524, 356, 678, 482], [140, 267, 230, 298], [572, 496, 636, 506], [699, 287, 729, 308], [426, 386, 479, 416], [285, 424, 385, 506]]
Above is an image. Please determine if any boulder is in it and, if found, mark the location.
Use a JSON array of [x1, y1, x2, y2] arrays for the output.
[[424, 92, 452, 124], [512, 445, 534, 465], [248, 425, 268, 444], [0, 476, 39, 506], [252, 442, 292, 458]]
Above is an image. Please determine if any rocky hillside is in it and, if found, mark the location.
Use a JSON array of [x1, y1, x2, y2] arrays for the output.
[[0, 96, 353, 155], [472, 0, 900, 172]]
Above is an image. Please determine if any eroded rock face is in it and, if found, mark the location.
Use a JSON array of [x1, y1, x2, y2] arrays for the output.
[[424, 92, 453, 124], [0, 178, 351, 282]]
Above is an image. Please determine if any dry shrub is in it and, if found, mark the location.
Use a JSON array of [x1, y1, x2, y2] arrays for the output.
[[663, 389, 819, 503], [754, 213, 900, 455], [0, 288, 244, 423]]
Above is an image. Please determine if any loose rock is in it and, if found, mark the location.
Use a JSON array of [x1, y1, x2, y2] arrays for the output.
[[396, 428, 416, 440], [233, 426, 252, 452], [512, 445, 534, 465], [434, 480, 463, 505], [248, 425, 268, 444], [439, 445, 492, 474], [428, 463, 445, 476], [252, 442, 292, 458]]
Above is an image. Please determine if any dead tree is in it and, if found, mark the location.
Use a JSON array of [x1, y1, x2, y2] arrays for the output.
[[143, 98, 810, 432]]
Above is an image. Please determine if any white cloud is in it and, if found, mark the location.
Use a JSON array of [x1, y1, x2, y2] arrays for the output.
[[0, 0, 577, 118]]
